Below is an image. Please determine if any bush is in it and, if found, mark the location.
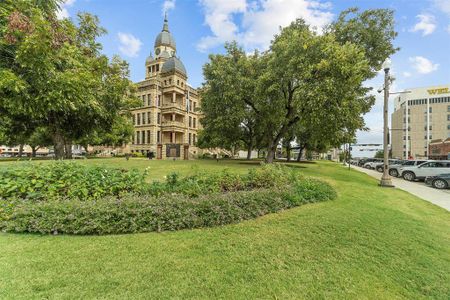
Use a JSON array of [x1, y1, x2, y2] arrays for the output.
[[0, 162, 147, 201], [0, 163, 337, 235], [0, 180, 336, 235]]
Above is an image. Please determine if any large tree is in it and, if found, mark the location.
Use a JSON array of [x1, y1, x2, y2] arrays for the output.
[[199, 43, 263, 159], [200, 8, 397, 163], [0, 1, 137, 159]]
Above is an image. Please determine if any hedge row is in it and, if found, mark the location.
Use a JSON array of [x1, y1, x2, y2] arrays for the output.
[[0, 179, 336, 235]]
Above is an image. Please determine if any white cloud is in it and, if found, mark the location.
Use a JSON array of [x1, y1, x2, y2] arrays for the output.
[[162, 0, 176, 15], [410, 14, 436, 36], [118, 33, 143, 57], [402, 72, 412, 78], [409, 56, 439, 74], [433, 0, 450, 16], [56, 0, 76, 20], [197, 0, 333, 52]]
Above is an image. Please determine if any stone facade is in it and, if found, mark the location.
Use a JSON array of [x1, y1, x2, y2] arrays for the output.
[[129, 16, 201, 159]]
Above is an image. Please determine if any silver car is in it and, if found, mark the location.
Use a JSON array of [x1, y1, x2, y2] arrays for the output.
[[389, 160, 427, 177], [401, 161, 450, 181]]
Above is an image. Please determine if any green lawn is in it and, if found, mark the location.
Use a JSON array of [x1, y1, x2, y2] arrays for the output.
[[0, 159, 449, 299]]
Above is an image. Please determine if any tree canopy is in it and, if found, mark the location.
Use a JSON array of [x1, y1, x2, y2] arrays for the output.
[[199, 8, 397, 162], [0, 0, 138, 159]]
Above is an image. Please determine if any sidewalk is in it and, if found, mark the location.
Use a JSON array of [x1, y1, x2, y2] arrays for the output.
[[351, 165, 450, 211]]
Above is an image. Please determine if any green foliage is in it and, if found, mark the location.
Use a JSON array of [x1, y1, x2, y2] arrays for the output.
[[0, 180, 335, 235], [0, 2, 138, 159], [0, 162, 148, 201], [200, 10, 397, 162], [0, 163, 336, 234], [374, 150, 384, 159]]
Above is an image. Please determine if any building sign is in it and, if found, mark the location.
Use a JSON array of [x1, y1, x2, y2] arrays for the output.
[[427, 88, 449, 95]]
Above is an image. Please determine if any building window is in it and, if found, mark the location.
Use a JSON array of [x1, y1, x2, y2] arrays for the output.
[[148, 94, 151, 106], [157, 113, 161, 124], [156, 64, 159, 72], [189, 116, 192, 127], [447, 124, 450, 130], [448, 105, 450, 112], [193, 134, 196, 145], [142, 131, 145, 144], [132, 132, 135, 144], [189, 133, 191, 145], [164, 80, 167, 85], [448, 114, 450, 121], [147, 112, 151, 124], [147, 130, 151, 144], [132, 114, 136, 125], [142, 112, 146, 125], [194, 102, 197, 111], [157, 131, 161, 143], [193, 118, 196, 128], [158, 95, 161, 106], [189, 100, 192, 112], [177, 80, 180, 85], [136, 131, 140, 144], [169, 79, 172, 84], [137, 113, 141, 125], [142, 95, 146, 106]]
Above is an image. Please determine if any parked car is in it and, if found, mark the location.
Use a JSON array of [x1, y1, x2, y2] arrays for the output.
[[401, 161, 450, 181], [374, 159, 404, 172], [389, 160, 427, 177], [363, 159, 383, 169], [425, 173, 450, 189]]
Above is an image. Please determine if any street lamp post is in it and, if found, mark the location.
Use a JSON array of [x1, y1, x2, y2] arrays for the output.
[[380, 59, 394, 187]]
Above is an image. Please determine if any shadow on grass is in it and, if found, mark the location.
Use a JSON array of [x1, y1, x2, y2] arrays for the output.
[[236, 159, 316, 168]]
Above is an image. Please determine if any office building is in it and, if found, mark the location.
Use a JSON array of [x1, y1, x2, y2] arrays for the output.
[[391, 85, 450, 159]]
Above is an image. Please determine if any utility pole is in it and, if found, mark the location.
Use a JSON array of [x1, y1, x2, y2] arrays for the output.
[[380, 59, 394, 187]]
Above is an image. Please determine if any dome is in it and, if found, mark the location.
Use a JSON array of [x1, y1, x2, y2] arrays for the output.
[[161, 56, 187, 76], [159, 50, 171, 59], [154, 16, 176, 50]]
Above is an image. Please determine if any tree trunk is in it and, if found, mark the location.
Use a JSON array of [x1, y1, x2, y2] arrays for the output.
[[246, 140, 254, 160], [286, 145, 291, 162], [265, 139, 276, 163], [297, 147, 304, 162], [18, 144, 24, 157], [31, 146, 39, 158], [82, 144, 89, 154], [52, 130, 65, 160], [64, 142, 73, 159]]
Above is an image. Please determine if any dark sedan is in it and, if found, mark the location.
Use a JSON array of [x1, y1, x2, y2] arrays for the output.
[[425, 173, 450, 189]]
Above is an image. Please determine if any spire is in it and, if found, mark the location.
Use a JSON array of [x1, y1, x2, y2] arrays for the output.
[[162, 13, 169, 32]]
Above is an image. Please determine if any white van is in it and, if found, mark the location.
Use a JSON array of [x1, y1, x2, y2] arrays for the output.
[[401, 161, 450, 181]]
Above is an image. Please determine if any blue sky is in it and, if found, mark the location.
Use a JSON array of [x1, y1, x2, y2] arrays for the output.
[[60, 0, 450, 144]]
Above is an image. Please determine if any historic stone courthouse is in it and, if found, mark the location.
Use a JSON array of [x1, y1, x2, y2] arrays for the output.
[[129, 16, 201, 159]]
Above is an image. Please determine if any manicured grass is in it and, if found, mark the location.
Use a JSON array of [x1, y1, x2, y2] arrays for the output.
[[0, 159, 449, 299]]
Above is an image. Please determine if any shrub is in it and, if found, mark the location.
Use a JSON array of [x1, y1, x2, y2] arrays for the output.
[[0, 163, 337, 235], [0, 162, 148, 201], [0, 180, 336, 235]]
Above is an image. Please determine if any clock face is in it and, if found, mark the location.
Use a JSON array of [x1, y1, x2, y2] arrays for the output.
[[155, 48, 161, 55]]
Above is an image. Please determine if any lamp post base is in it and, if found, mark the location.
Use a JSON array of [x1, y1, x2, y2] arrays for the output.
[[379, 176, 394, 187]]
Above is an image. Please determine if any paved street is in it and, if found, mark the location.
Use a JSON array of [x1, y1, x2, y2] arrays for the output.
[[352, 165, 450, 211]]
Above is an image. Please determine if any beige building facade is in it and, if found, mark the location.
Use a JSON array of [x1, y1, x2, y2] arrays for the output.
[[391, 85, 450, 159], [129, 16, 201, 159]]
